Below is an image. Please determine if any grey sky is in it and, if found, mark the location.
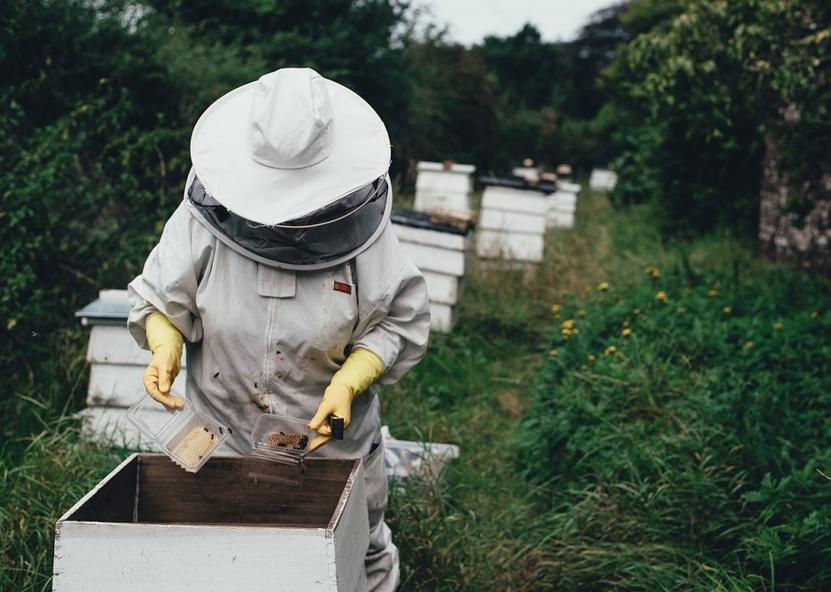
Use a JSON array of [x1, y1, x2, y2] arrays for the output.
[[418, 0, 618, 44]]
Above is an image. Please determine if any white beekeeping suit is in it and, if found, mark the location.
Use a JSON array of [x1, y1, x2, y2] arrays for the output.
[[127, 67, 430, 592]]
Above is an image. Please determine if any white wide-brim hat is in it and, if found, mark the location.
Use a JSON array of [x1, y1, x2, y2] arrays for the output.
[[190, 67, 391, 225]]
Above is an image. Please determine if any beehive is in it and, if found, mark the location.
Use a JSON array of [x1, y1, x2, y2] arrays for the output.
[[53, 454, 369, 592], [475, 179, 549, 263], [547, 181, 581, 229], [413, 161, 475, 214], [589, 168, 618, 192], [392, 209, 472, 332], [74, 290, 190, 449]]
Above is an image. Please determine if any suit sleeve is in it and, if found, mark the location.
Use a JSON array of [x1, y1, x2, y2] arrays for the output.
[[127, 201, 213, 350], [352, 239, 431, 385]]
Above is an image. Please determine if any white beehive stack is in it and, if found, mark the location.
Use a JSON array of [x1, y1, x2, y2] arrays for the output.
[[475, 180, 549, 263], [547, 180, 581, 229], [392, 209, 472, 332], [75, 290, 188, 448], [414, 161, 475, 214], [590, 168, 618, 192]]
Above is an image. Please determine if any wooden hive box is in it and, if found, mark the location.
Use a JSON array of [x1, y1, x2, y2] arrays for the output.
[[546, 182, 581, 230], [476, 182, 549, 263], [53, 454, 369, 592], [413, 161, 475, 214], [589, 168, 618, 192], [391, 209, 472, 333]]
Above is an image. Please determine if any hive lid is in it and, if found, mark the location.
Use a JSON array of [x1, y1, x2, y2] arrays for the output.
[[75, 290, 131, 326], [478, 175, 557, 195], [391, 208, 471, 236]]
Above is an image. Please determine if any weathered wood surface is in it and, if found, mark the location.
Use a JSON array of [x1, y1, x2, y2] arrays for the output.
[[429, 302, 457, 333], [422, 271, 459, 305], [87, 324, 187, 368], [53, 454, 368, 592], [481, 186, 548, 216], [398, 241, 466, 277], [414, 161, 474, 214], [475, 230, 544, 262], [479, 209, 546, 234], [589, 168, 618, 192], [87, 364, 187, 407]]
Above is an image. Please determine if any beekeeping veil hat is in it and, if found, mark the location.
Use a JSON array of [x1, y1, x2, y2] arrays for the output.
[[186, 67, 392, 270]]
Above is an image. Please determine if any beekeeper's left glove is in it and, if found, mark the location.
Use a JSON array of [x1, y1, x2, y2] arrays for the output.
[[308, 348, 384, 452], [143, 312, 185, 411]]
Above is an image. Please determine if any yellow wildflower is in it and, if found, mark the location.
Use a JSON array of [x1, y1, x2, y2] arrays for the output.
[[598, 282, 610, 291], [622, 328, 633, 337], [604, 345, 617, 355], [707, 289, 719, 297], [561, 319, 576, 330], [588, 354, 597, 362], [550, 304, 561, 316], [577, 309, 587, 318], [633, 308, 641, 316], [722, 307, 732, 315], [644, 266, 661, 279], [622, 319, 630, 328], [810, 311, 819, 319], [772, 322, 783, 330], [743, 341, 754, 350], [548, 349, 558, 358], [656, 291, 668, 303]]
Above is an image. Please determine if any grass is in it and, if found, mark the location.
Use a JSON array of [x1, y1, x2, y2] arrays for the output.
[[2, 187, 829, 590]]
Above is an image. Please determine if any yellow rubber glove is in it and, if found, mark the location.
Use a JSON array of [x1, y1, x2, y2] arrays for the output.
[[307, 348, 384, 452], [143, 312, 185, 411]]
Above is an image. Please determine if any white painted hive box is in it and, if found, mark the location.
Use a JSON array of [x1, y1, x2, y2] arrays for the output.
[[547, 182, 581, 229], [414, 161, 475, 214], [589, 168, 618, 192], [392, 209, 472, 333], [75, 291, 189, 449], [476, 185, 548, 263], [53, 453, 369, 592]]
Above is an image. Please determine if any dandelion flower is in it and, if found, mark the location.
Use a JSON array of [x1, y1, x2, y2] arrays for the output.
[[644, 266, 661, 279], [722, 307, 732, 315], [743, 341, 754, 350], [598, 282, 610, 291], [622, 328, 633, 337], [623, 319, 630, 328], [550, 304, 561, 316], [561, 319, 576, 330], [656, 291, 668, 303], [772, 322, 783, 330], [604, 345, 617, 355], [548, 349, 558, 358], [588, 354, 597, 362]]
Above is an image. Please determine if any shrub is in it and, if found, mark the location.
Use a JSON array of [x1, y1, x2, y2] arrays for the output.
[[517, 261, 831, 589]]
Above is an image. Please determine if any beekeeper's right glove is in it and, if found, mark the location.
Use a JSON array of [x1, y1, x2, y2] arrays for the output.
[[144, 312, 185, 411]]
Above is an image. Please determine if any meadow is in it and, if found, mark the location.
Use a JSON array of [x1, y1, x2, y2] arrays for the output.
[[3, 188, 830, 591]]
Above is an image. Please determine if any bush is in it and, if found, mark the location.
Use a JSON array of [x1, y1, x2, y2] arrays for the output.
[[517, 261, 831, 589]]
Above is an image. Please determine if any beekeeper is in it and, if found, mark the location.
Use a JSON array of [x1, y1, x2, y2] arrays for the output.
[[127, 67, 430, 592]]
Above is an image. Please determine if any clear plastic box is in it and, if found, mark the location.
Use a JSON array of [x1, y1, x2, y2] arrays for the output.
[[243, 413, 319, 485], [126, 391, 229, 473]]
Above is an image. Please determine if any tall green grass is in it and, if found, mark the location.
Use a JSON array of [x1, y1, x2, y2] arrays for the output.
[[3, 189, 828, 590]]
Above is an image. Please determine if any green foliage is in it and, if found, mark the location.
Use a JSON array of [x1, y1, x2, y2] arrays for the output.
[[607, 0, 831, 235], [518, 257, 831, 589]]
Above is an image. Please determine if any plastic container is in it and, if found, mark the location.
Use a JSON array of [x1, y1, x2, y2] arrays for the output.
[[242, 413, 319, 485], [126, 391, 229, 473]]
